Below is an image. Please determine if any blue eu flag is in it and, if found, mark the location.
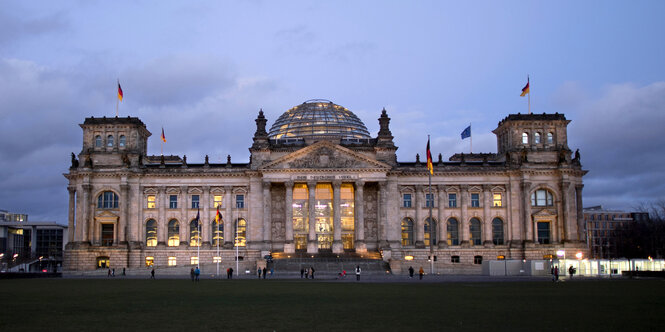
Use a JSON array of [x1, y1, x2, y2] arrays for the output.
[[461, 126, 471, 139]]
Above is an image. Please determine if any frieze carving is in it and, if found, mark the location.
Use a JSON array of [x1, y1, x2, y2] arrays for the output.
[[288, 147, 362, 169]]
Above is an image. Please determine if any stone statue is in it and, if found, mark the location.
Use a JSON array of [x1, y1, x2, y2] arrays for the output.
[[520, 148, 528, 163], [70, 153, 79, 168], [84, 155, 93, 168], [572, 149, 581, 165], [122, 153, 130, 167], [182, 155, 187, 165], [205, 155, 209, 166]]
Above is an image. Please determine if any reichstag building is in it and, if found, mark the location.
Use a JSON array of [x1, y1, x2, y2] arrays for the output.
[[64, 99, 588, 273]]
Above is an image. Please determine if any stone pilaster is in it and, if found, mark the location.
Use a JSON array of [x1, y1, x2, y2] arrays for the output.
[[223, 186, 233, 248], [332, 180, 343, 253], [437, 185, 447, 248], [202, 186, 210, 245], [82, 184, 92, 244], [482, 184, 492, 246], [460, 185, 469, 247], [119, 183, 129, 244], [284, 181, 295, 253], [575, 184, 584, 242], [559, 181, 570, 243], [354, 180, 366, 252], [67, 186, 76, 245], [307, 181, 317, 253], [521, 181, 532, 243], [377, 181, 390, 249], [414, 185, 424, 248], [157, 186, 166, 245], [263, 181, 272, 250]]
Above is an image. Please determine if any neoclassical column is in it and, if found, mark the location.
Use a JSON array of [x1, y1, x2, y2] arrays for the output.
[[558, 181, 570, 243], [178, 188, 188, 247], [284, 181, 294, 253], [414, 185, 425, 248], [132, 183, 141, 245], [67, 186, 76, 244], [521, 181, 533, 243], [575, 184, 584, 242], [307, 181, 317, 253], [157, 186, 166, 245], [82, 184, 92, 244], [263, 181, 272, 249], [377, 181, 390, 249], [437, 185, 447, 248], [119, 183, 129, 244], [460, 185, 469, 246], [223, 186, 233, 248], [354, 180, 366, 252], [482, 184, 492, 246], [332, 181, 342, 253]]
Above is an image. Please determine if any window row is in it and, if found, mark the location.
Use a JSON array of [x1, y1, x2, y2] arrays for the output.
[[144, 256, 222, 267], [402, 192, 504, 208], [144, 218, 247, 247], [400, 217, 506, 247], [147, 194, 244, 209], [522, 132, 554, 145], [94, 134, 126, 148]]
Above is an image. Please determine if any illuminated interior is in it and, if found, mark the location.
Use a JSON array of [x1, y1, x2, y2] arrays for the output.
[[167, 219, 179, 246], [424, 218, 437, 246], [189, 219, 201, 246], [145, 219, 157, 246], [340, 183, 355, 249], [235, 218, 246, 247], [212, 220, 223, 246], [145, 256, 154, 267], [147, 195, 156, 209], [315, 183, 333, 249], [292, 183, 309, 250]]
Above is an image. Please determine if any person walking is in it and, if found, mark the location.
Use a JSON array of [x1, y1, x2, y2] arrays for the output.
[[408, 266, 414, 278], [304, 268, 309, 279], [194, 266, 200, 282], [229, 267, 234, 279], [262, 267, 267, 279], [191, 268, 195, 282], [310, 266, 315, 279], [257, 267, 261, 279], [554, 266, 559, 282], [300, 268, 305, 279], [419, 266, 424, 280], [355, 265, 361, 281], [568, 265, 575, 279], [150, 268, 155, 279]]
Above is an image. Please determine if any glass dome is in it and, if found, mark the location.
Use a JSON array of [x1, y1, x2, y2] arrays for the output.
[[268, 99, 371, 140]]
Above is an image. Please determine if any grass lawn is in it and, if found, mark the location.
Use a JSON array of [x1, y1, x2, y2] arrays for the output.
[[1, 278, 664, 331]]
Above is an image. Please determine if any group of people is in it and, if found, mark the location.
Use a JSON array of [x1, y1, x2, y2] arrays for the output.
[[551, 265, 577, 282], [190, 267, 201, 282], [257, 266, 274, 279], [407, 266, 425, 279], [300, 266, 316, 279]]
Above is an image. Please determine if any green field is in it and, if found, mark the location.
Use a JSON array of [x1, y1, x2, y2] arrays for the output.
[[1, 278, 664, 331]]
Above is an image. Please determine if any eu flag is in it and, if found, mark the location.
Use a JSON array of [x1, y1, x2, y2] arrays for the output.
[[461, 126, 471, 139]]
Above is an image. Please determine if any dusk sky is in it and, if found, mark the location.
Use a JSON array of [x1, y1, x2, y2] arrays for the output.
[[1, 1, 665, 224]]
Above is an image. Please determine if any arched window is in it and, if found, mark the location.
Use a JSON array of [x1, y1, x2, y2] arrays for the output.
[[212, 220, 224, 246], [167, 219, 179, 246], [107, 135, 114, 147], [97, 191, 119, 209], [447, 218, 459, 246], [95, 135, 102, 147], [492, 218, 504, 245], [189, 219, 201, 247], [424, 218, 437, 246], [119, 135, 126, 147], [470, 218, 482, 245], [401, 218, 414, 246], [531, 189, 554, 207], [522, 132, 529, 144], [145, 219, 157, 247], [547, 132, 554, 144], [235, 218, 246, 247], [534, 132, 541, 144]]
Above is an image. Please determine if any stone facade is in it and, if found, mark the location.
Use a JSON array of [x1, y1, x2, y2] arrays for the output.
[[64, 102, 588, 273]]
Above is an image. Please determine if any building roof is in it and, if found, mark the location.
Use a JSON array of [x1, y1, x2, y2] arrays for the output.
[[497, 113, 567, 126], [83, 116, 146, 126], [268, 99, 371, 140]]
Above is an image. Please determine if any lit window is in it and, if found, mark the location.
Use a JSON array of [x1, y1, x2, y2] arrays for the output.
[[534, 132, 541, 144], [471, 193, 480, 207], [537, 221, 550, 244], [213, 195, 223, 208], [147, 195, 156, 209], [213, 256, 221, 263], [119, 135, 126, 147], [145, 219, 157, 247], [469, 218, 481, 245], [424, 218, 437, 246], [212, 220, 224, 246], [95, 135, 102, 147], [97, 191, 119, 209], [522, 132, 529, 144], [145, 256, 154, 267], [191, 195, 200, 209], [531, 189, 554, 207], [425, 194, 435, 208], [547, 132, 553, 144], [492, 218, 504, 245], [493, 193, 502, 207], [401, 218, 414, 246], [447, 218, 459, 245], [168, 257, 177, 266], [97, 256, 110, 268], [236, 195, 244, 208], [190, 219, 201, 246], [403, 193, 412, 208], [169, 195, 178, 209], [448, 193, 457, 208], [167, 219, 179, 246], [235, 218, 246, 246], [190, 257, 199, 265], [107, 135, 114, 147]]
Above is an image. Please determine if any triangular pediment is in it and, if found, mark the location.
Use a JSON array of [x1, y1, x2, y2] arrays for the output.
[[261, 141, 391, 170], [532, 208, 557, 217]]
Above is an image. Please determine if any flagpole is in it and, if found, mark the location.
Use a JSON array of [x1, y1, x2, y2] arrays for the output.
[[197, 209, 200, 270], [428, 135, 434, 275], [116, 79, 119, 117], [528, 75, 531, 114], [216, 216, 220, 277], [469, 123, 472, 154], [236, 220, 239, 277]]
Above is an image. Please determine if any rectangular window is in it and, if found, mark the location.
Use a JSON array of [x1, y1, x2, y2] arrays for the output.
[[448, 193, 457, 208], [236, 195, 244, 208], [451, 256, 460, 263], [403, 193, 412, 208], [537, 221, 550, 244], [493, 193, 502, 207], [191, 195, 199, 209], [213, 195, 223, 208], [425, 194, 434, 208], [168, 256, 177, 266], [169, 195, 178, 209], [101, 224, 114, 246], [474, 256, 483, 264], [147, 195, 156, 209], [145, 256, 154, 267], [190, 257, 199, 265], [471, 193, 480, 207], [213, 256, 222, 263]]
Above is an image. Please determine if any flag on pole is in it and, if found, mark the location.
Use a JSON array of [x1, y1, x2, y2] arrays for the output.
[[161, 127, 166, 143], [215, 205, 222, 224], [195, 209, 200, 223], [461, 126, 471, 139], [520, 77, 530, 97], [426, 137, 433, 175], [117, 82, 124, 101]]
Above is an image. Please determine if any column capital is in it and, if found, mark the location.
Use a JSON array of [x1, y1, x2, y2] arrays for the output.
[[180, 185, 188, 192], [224, 185, 233, 192], [575, 184, 584, 190], [482, 184, 492, 191], [560, 181, 571, 190], [68, 186, 76, 193], [354, 180, 365, 188], [202, 185, 210, 192], [263, 181, 271, 190], [307, 180, 317, 188], [437, 184, 446, 191], [460, 184, 469, 192], [82, 184, 92, 192], [284, 180, 294, 188], [332, 180, 342, 187], [120, 184, 130, 192], [521, 181, 531, 190]]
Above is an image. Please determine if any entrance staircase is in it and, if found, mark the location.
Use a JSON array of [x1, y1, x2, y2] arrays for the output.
[[270, 251, 391, 278]]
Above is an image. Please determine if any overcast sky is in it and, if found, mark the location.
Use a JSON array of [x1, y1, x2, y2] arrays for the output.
[[1, 1, 664, 223]]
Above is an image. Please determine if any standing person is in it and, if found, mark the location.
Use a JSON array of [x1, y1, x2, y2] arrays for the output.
[[551, 266, 555, 282], [270, 266, 274, 278], [122, 268, 126, 276], [310, 266, 315, 279], [355, 265, 361, 281], [194, 266, 200, 282], [108, 268, 111, 277], [419, 267, 424, 280], [111, 268, 115, 277], [304, 268, 309, 279], [190, 268, 195, 282], [257, 267, 261, 279], [568, 266, 575, 279], [408, 266, 414, 278], [229, 267, 233, 279], [554, 266, 559, 281], [300, 268, 305, 279], [150, 268, 155, 279], [262, 267, 267, 279]]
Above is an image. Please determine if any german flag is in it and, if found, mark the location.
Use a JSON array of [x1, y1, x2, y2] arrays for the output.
[[215, 205, 222, 224], [520, 77, 530, 97], [117, 82, 124, 101], [426, 138, 433, 175], [161, 127, 166, 143]]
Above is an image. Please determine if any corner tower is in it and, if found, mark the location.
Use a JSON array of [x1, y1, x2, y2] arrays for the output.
[[77, 116, 151, 169]]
